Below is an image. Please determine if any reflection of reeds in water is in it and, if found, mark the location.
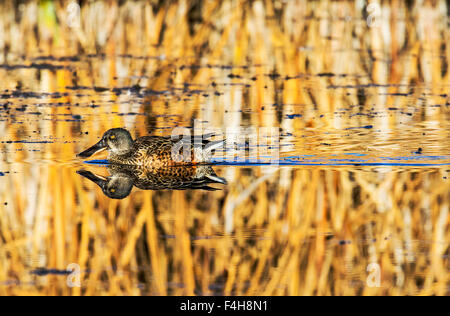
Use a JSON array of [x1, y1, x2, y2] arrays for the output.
[[0, 0, 448, 295]]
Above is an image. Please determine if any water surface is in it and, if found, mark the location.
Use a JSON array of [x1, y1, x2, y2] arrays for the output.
[[0, 0, 449, 296]]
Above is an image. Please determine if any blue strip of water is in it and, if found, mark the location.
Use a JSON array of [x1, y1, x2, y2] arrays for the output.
[[83, 155, 450, 167], [83, 159, 110, 166]]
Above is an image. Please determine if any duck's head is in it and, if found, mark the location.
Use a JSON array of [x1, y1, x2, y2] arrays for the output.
[[77, 170, 133, 199], [77, 128, 133, 158]]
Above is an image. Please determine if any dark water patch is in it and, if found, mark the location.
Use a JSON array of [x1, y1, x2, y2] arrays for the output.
[[284, 74, 308, 80], [188, 89, 207, 95], [211, 155, 450, 167], [1, 90, 69, 99], [113, 86, 170, 97], [266, 72, 281, 80], [33, 101, 72, 108], [344, 125, 373, 130], [43, 118, 85, 123], [30, 268, 72, 276], [16, 105, 27, 112], [0, 172, 5, 176], [208, 82, 248, 88], [67, 85, 167, 97], [66, 85, 92, 90], [349, 112, 375, 118], [286, 114, 302, 119], [116, 112, 146, 116], [315, 72, 350, 78], [0, 63, 67, 71], [379, 155, 449, 162], [30, 268, 90, 277], [1, 102, 11, 110], [380, 92, 411, 96], [327, 83, 409, 89], [93, 86, 109, 93], [117, 54, 165, 60], [179, 64, 252, 71], [316, 72, 335, 77], [86, 53, 106, 59], [32, 55, 81, 62], [227, 73, 242, 79], [1, 140, 54, 144]]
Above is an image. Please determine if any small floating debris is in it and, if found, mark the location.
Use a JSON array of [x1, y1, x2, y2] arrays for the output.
[[227, 73, 242, 79], [286, 114, 302, 119], [316, 72, 335, 77], [93, 86, 109, 93]]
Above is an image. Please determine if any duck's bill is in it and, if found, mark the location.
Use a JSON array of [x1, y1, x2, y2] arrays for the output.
[[77, 139, 107, 158], [76, 170, 108, 187]]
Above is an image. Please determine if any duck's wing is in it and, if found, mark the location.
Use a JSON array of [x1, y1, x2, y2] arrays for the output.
[[134, 134, 225, 163], [171, 134, 225, 163]]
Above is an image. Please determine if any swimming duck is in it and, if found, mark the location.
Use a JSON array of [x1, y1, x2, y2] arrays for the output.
[[77, 163, 227, 199], [77, 128, 224, 166]]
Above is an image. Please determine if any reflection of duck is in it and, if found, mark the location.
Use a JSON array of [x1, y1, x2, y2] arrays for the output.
[[77, 164, 227, 199], [77, 128, 224, 166]]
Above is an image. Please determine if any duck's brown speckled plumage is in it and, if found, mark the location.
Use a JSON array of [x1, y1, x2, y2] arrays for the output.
[[77, 163, 227, 199], [78, 128, 224, 166], [108, 136, 178, 167], [108, 163, 225, 190]]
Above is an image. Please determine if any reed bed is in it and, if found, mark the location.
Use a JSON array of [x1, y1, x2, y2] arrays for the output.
[[0, 0, 449, 295]]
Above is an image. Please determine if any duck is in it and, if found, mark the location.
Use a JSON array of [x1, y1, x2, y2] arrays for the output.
[[77, 128, 225, 166], [77, 163, 227, 199]]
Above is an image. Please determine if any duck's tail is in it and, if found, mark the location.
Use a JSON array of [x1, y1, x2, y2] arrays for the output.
[[191, 135, 225, 163], [204, 139, 226, 153], [172, 133, 225, 163]]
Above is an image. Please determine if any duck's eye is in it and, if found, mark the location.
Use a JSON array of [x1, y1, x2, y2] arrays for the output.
[[109, 135, 116, 140], [110, 188, 116, 193]]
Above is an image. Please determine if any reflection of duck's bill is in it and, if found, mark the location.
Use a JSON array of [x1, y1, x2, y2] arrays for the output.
[[206, 174, 227, 185], [77, 139, 107, 158], [76, 170, 107, 187]]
